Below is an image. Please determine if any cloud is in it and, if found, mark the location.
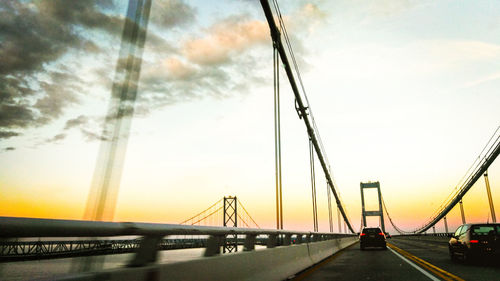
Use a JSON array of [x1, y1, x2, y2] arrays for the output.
[[0, 1, 193, 143], [182, 17, 269, 65], [2, 1, 322, 146], [46, 133, 67, 143], [45, 114, 106, 143], [64, 115, 89, 130], [0, 0, 120, 137], [163, 57, 196, 79], [0, 1, 117, 75], [150, 0, 196, 28], [362, 0, 424, 19], [0, 104, 36, 128], [81, 128, 108, 142], [292, 3, 327, 33], [0, 130, 20, 139], [136, 4, 328, 114], [134, 14, 275, 114], [461, 72, 500, 89], [65, 115, 108, 142], [419, 40, 500, 63]]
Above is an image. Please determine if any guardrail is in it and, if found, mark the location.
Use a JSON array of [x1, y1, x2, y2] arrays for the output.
[[393, 233, 452, 238], [1, 238, 210, 261], [0, 217, 357, 280]]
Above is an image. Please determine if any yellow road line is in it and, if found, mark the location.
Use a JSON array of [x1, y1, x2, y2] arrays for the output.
[[293, 243, 356, 280], [387, 243, 465, 281]]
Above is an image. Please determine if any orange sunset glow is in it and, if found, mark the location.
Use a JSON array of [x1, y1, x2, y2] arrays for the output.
[[1, 0, 499, 237]]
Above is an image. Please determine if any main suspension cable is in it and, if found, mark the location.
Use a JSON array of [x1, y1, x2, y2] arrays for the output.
[[179, 198, 223, 224], [238, 200, 261, 228], [266, 0, 355, 233], [382, 126, 500, 233]]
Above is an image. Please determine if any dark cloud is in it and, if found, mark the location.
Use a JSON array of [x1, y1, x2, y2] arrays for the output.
[[46, 114, 108, 143], [144, 32, 177, 54], [0, 130, 20, 139], [0, 104, 36, 128], [1, 1, 274, 147], [45, 133, 67, 143], [38, 0, 122, 34], [150, 0, 196, 28], [64, 115, 89, 130], [35, 72, 82, 119], [0, 1, 103, 75], [0, 0, 118, 132], [0, 0, 198, 144], [81, 128, 108, 142], [0, 0, 124, 140]]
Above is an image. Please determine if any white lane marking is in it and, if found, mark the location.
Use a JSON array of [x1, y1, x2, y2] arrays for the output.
[[388, 247, 440, 281]]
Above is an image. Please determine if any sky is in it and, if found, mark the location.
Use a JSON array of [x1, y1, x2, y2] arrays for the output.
[[1, 0, 499, 234]]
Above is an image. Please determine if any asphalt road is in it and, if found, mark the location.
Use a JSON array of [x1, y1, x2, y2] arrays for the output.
[[293, 237, 500, 281]]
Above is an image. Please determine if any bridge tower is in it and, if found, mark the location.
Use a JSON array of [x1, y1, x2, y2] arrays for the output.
[[223, 196, 238, 253], [360, 182, 385, 232]]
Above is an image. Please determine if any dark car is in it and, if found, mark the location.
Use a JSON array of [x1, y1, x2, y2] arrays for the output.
[[449, 223, 500, 262], [360, 227, 387, 250]]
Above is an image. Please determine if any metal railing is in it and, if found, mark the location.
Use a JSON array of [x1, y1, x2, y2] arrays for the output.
[[0, 216, 355, 267], [393, 233, 452, 238], [0, 238, 211, 261]]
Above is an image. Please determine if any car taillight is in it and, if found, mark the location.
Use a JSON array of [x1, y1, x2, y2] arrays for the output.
[[360, 233, 366, 236], [378, 233, 384, 235], [470, 240, 479, 243]]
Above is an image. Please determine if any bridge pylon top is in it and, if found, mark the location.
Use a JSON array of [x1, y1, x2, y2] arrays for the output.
[[360, 181, 385, 232]]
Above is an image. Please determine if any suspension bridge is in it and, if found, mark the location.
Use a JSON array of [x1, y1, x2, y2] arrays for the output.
[[1, 0, 499, 280], [0, 196, 259, 261]]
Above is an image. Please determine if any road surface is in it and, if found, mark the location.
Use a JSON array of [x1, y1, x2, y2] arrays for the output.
[[294, 236, 500, 281]]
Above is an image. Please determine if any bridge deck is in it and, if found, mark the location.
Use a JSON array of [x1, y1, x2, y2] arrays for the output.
[[294, 237, 500, 281]]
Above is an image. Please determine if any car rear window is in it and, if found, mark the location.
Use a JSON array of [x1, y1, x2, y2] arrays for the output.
[[471, 225, 496, 235], [363, 228, 381, 233]]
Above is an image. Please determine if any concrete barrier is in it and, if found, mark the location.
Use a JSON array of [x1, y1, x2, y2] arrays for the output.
[[393, 236, 450, 243], [61, 237, 358, 281]]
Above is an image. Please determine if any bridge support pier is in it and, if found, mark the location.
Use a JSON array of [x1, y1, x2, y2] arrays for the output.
[[204, 235, 224, 257], [244, 234, 256, 251], [128, 235, 163, 267], [267, 234, 277, 248]]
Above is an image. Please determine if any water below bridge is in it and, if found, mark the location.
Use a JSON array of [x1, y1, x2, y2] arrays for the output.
[[0, 247, 205, 281]]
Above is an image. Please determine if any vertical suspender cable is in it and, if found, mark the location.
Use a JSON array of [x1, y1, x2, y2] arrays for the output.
[[273, 42, 283, 230], [459, 200, 466, 224], [278, 50, 283, 230], [337, 206, 341, 233], [261, 0, 355, 233], [327, 182, 333, 232], [484, 171, 497, 223], [309, 139, 318, 232]]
